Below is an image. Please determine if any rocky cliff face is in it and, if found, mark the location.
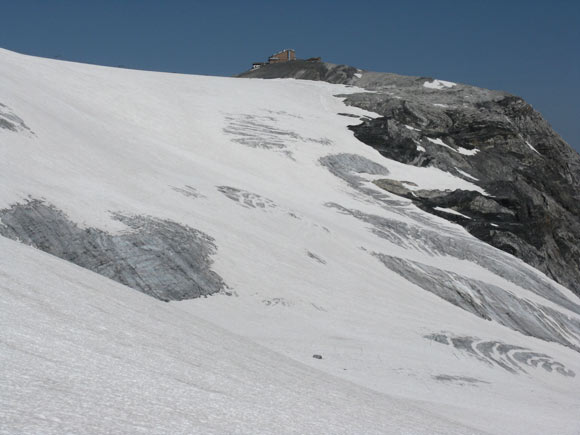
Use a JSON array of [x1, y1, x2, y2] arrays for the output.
[[239, 61, 580, 295]]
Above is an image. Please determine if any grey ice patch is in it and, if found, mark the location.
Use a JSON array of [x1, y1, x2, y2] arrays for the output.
[[223, 113, 331, 157], [432, 375, 489, 385], [0, 102, 33, 134], [320, 153, 390, 182], [324, 203, 580, 351], [306, 251, 326, 264], [217, 186, 277, 209], [425, 332, 575, 377], [327, 202, 463, 251], [326, 202, 580, 316], [374, 253, 580, 352], [320, 154, 416, 212], [171, 185, 206, 199], [0, 199, 226, 301]]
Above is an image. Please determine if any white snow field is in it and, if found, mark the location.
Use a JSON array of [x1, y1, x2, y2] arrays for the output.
[[0, 236, 477, 435], [1, 48, 580, 434]]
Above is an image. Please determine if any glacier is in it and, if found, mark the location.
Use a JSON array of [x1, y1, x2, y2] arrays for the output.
[[0, 48, 579, 434]]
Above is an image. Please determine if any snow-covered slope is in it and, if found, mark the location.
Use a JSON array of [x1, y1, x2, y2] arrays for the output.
[[1, 48, 579, 434], [1, 236, 481, 434]]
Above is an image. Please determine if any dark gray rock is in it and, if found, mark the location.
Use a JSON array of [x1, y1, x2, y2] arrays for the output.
[[371, 182, 518, 232], [373, 179, 418, 196], [348, 93, 580, 296], [0, 199, 226, 301], [240, 62, 580, 296]]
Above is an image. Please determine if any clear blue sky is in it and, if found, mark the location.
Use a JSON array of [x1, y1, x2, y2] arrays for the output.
[[1, 0, 578, 151]]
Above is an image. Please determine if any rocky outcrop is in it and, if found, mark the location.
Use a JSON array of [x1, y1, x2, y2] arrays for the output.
[[240, 62, 580, 296], [238, 60, 359, 84]]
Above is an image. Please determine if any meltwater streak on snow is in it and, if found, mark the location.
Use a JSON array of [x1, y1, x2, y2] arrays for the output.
[[1, 48, 580, 434]]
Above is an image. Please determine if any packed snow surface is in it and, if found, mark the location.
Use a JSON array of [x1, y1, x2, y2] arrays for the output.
[[423, 79, 456, 90], [1, 48, 580, 434]]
